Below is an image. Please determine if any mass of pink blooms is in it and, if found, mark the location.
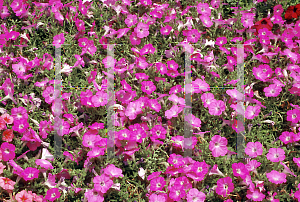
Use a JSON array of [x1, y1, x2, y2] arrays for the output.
[[0, 0, 300, 201]]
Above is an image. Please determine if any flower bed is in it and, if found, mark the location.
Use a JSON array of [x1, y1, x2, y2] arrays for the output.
[[0, 0, 300, 201]]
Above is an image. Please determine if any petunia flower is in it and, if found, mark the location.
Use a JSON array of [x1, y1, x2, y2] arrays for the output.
[[149, 193, 166, 202], [45, 188, 61, 202], [53, 33, 65, 48], [209, 135, 228, 157], [160, 25, 173, 36], [245, 142, 263, 158], [165, 105, 184, 119], [93, 174, 113, 194], [103, 164, 123, 179], [284, 4, 300, 20], [84, 188, 104, 202], [134, 22, 149, 38], [22, 167, 39, 181], [266, 170, 287, 184], [15, 190, 33, 202], [129, 31, 141, 46], [266, 148, 285, 162], [11, 106, 28, 121], [0, 142, 15, 162], [287, 109, 300, 123], [0, 177, 15, 192], [246, 189, 265, 201], [150, 177, 166, 191], [187, 29, 201, 43], [215, 177, 234, 198], [245, 105, 261, 119], [232, 162, 250, 179], [264, 84, 282, 97], [208, 100, 226, 116], [187, 188, 206, 202], [197, 3, 211, 16]]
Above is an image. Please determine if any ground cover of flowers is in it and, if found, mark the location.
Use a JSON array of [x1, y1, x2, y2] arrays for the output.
[[0, 0, 300, 201]]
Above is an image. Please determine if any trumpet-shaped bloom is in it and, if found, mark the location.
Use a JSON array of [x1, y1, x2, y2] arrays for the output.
[[187, 188, 206, 202], [45, 188, 61, 202], [266, 170, 287, 184], [208, 100, 225, 116], [266, 148, 285, 162], [209, 135, 228, 157], [216, 177, 234, 197], [264, 84, 282, 97], [134, 22, 149, 38], [0, 142, 15, 162], [53, 33, 65, 48], [93, 174, 113, 194], [245, 142, 263, 158], [22, 167, 39, 181], [245, 105, 261, 119], [287, 109, 300, 123]]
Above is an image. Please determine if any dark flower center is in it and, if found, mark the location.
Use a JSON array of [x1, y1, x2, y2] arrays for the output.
[[261, 20, 267, 25]]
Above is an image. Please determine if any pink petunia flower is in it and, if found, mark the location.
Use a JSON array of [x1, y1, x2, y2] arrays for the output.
[[93, 174, 113, 194], [187, 188, 206, 202], [102, 55, 116, 69], [245, 105, 261, 119], [266, 148, 285, 162], [0, 142, 15, 162], [187, 29, 201, 43], [136, 57, 149, 69], [279, 131, 294, 144], [141, 81, 156, 95], [208, 100, 226, 116], [266, 170, 287, 184], [53, 33, 65, 48], [169, 186, 186, 201], [11, 106, 28, 121], [287, 109, 300, 123], [0, 162, 6, 175], [232, 162, 250, 179], [15, 190, 33, 202], [134, 22, 149, 38], [45, 188, 61, 202], [165, 105, 184, 119], [264, 84, 282, 97], [129, 31, 141, 46], [160, 25, 173, 36], [103, 164, 123, 178], [209, 135, 228, 157], [201, 93, 215, 108], [246, 189, 265, 201], [150, 176, 166, 191], [197, 3, 211, 16], [140, 43, 156, 55], [91, 91, 107, 107], [245, 142, 263, 158], [125, 101, 143, 120], [42, 86, 59, 104], [200, 15, 213, 27], [125, 14, 137, 27], [149, 193, 166, 202], [215, 177, 234, 197], [0, 177, 15, 192], [2, 129, 14, 142], [22, 167, 39, 181], [84, 189, 104, 202]]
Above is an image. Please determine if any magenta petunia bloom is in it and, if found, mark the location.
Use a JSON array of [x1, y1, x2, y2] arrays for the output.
[[156, 62, 167, 75], [92, 91, 107, 107], [22, 167, 39, 181], [246, 189, 265, 201], [201, 93, 215, 108], [150, 176, 166, 192], [42, 86, 59, 104], [149, 193, 166, 202], [279, 131, 294, 144], [82, 134, 101, 148], [208, 100, 226, 116], [125, 14, 138, 27], [241, 13, 255, 28], [102, 56, 116, 69], [45, 188, 61, 202], [187, 29, 201, 43], [1, 142, 15, 162], [136, 57, 149, 69], [215, 37, 227, 46], [197, 3, 211, 16], [215, 177, 234, 197], [35, 159, 54, 170], [134, 22, 149, 38], [141, 81, 156, 95], [140, 0, 152, 6], [166, 60, 178, 71], [165, 105, 184, 119], [266, 148, 285, 162], [12, 119, 29, 134], [187, 188, 206, 202], [129, 31, 141, 46], [84, 188, 104, 202], [232, 162, 250, 179], [160, 25, 173, 36], [209, 135, 228, 157], [148, 99, 161, 113], [93, 174, 113, 194], [140, 43, 156, 55], [266, 170, 287, 184], [245, 142, 263, 158], [287, 109, 300, 123], [53, 33, 65, 48], [103, 164, 123, 178], [169, 186, 186, 201], [187, 161, 208, 182], [264, 84, 282, 97], [11, 106, 28, 121], [125, 101, 143, 120], [200, 15, 213, 27], [245, 105, 261, 119]]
